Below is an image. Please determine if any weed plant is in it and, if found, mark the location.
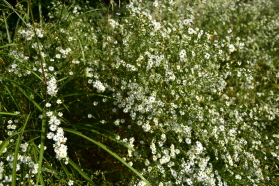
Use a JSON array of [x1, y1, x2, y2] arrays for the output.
[[0, 0, 279, 185]]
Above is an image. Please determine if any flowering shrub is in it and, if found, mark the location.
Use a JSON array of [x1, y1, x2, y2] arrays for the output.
[[0, 0, 279, 185]]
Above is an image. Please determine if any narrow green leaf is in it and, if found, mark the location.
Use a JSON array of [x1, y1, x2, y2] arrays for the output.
[[20, 63, 43, 81], [0, 43, 19, 49], [3, 12, 11, 43], [64, 128, 151, 186], [62, 92, 112, 99], [73, 9, 102, 20], [67, 123, 134, 151], [12, 114, 30, 185], [3, 83, 23, 113], [68, 158, 97, 186], [0, 140, 9, 156], [11, 132, 22, 185], [14, 84, 43, 112], [60, 161, 70, 178], [2, 77, 43, 112], [36, 110, 46, 186], [0, 112, 19, 116]]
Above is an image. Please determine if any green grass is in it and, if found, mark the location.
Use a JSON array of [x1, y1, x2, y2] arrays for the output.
[[1, 0, 279, 185]]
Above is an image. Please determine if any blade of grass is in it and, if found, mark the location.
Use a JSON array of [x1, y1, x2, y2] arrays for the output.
[[67, 158, 97, 186], [2, 0, 28, 25], [12, 114, 30, 185], [60, 161, 70, 178], [0, 140, 9, 156], [0, 43, 19, 49], [62, 92, 113, 99], [2, 77, 43, 112], [3, 83, 23, 113], [3, 12, 11, 43], [78, 39, 86, 65], [66, 122, 135, 151], [73, 8, 102, 20], [36, 110, 46, 186], [64, 128, 151, 186], [0, 112, 19, 116], [20, 63, 43, 81]]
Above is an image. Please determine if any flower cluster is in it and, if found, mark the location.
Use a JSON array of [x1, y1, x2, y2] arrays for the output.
[[0, 117, 44, 185], [18, 23, 44, 40], [46, 110, 68, 162], [46, 76, 58, 96], [93, 80, 106, 93], [1, 0, 279, 185]]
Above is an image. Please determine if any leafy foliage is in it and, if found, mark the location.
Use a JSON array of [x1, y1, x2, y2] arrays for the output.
[[1, 0, 279, 185]]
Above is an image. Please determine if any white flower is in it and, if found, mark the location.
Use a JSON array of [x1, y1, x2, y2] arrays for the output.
[[55, 54, 61, 58], [93, 81, 106, 92], [6, 155, 14, 162], [32, 169, 38, 174], [47, 132, 54, 139], [46, 103, 51, 107], [228, 44, 235, 52], [152, 21, 161, 31], [46, 111, 53, 117], [235, 174, 242, 180], [183, 19, 193, 26], [54, 119, 61, 125], [142, 123, 151, 132], [48, 66, 54, 71], [47, 77, 58, 96], [153, 0, 158, 7], [204, 53, 210, 59], [68, 180, 74, 186], [49, 125, 57, 131], [188, 28, 196, 34]]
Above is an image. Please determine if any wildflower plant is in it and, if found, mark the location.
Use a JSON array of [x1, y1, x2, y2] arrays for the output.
[[1, 0, 279, 185]]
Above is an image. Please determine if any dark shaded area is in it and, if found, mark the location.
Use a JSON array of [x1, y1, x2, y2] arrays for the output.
[[0, 0, 131, 43]]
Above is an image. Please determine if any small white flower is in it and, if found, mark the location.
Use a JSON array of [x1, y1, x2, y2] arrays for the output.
[[48, 66, 54, 71], [188, 28, 196, 34], [204, 53, 210, 59], [68, 180, 74, 186], [46, 103, 51, 107], [46, 111, 53, 117], [54, 119, 61, 125], [228, 44, 235, 52], [55, 54, 61, 58], [183, 19, 193, 26], [49, 125, 57, 131], [32, 169, 38, 174], [47, 132, 54, 139]]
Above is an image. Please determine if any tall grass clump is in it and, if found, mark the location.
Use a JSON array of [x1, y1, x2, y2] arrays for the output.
[[1, 0, 279, 185]]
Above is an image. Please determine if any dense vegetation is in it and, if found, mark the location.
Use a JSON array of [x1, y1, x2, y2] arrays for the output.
[[1, 0, 279, 185]]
